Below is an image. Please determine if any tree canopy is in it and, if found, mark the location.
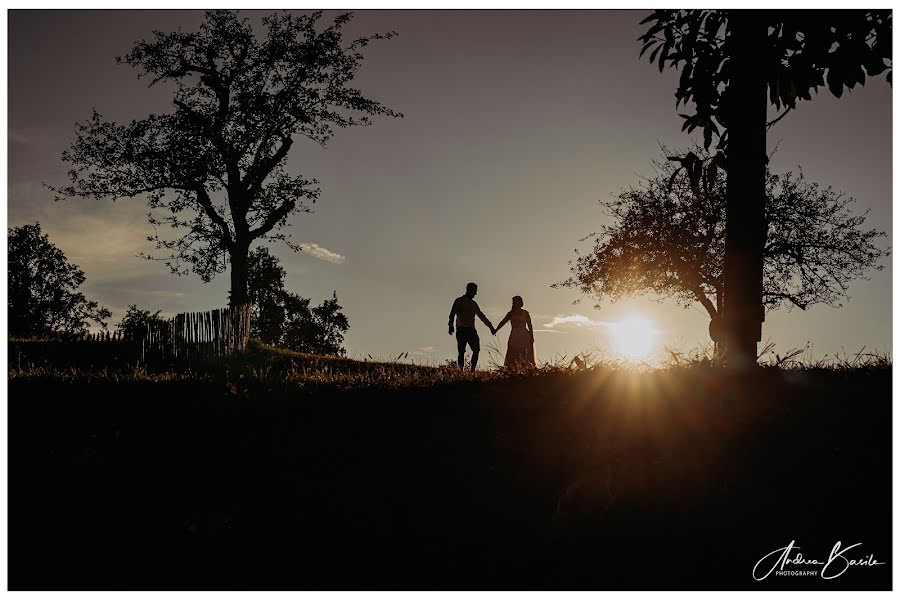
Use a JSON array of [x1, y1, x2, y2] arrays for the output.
[[557, 147, 889, 327], [638, 10, 892, 150], [8, 223, 112, 338], [51, 10, 400, 306]]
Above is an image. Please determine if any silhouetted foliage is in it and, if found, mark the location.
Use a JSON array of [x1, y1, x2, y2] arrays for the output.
[[116, 305, 168, 340], [247, 247, 288, 345], [8, 223, 111, 338], [50, 10, 400, 306], [638, 9, 891, 362], [638, 10, 892, 150], [558, 146, 889, 323], [283, 291, 349, 356], [248, 247, 349, 355]]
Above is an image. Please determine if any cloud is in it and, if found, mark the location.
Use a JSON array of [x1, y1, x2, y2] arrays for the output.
[[8, 184, 157, 281], [543, 314, 607, 329], [300, 242, 346, 264], [417, 345, 435, 353]]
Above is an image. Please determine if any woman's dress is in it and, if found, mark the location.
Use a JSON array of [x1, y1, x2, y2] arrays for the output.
[[504, 309, 536, 367]]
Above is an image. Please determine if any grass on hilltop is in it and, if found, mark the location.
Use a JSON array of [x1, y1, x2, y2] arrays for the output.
[[8, 335, 893, 590], [8, 336, 892, 391]]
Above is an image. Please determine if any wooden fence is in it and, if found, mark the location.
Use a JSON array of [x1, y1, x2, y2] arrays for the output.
[[141, 303, 251, 369], [11, 304, 251, 371]]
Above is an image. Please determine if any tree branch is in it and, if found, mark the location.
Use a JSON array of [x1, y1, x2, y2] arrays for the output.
[[250, 198, 296, 239], [766, 105, 794, 130], [246, 136, 293, 197], [689, 286, 718, 317], [193, 183, 234, 249]]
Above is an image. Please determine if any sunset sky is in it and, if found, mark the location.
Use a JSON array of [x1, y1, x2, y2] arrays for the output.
[[7, 10, 892, 364]]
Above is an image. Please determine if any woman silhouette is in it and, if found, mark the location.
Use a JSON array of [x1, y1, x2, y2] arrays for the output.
[[494, 296, 536, 368]]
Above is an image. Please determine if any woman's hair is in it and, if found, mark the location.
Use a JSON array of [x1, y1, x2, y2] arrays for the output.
[[512, 295, 524, 309]]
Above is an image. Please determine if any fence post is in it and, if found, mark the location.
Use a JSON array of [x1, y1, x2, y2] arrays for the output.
[[137, 304, 251, 370]]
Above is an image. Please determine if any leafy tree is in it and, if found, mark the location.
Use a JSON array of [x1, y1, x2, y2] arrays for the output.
[[248, 246, 287, 344], [310, 293, 350, 356], [51, 10, 400, 307], [8, 223, 111, 338], [247, 247, 349, 355], [558, 147, 889, 343], [282, 291, 349, 356], [116, 305, 168, 340], [638, 10, 891, 364]]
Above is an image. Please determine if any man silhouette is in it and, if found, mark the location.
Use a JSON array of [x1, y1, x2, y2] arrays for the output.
[[448, 282, 495, 371]]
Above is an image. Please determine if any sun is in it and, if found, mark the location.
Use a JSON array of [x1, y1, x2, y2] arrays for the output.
[[608, 315, 659, 361]]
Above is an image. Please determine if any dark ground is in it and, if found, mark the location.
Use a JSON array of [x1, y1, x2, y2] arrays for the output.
[[8, 366, 892, 590]]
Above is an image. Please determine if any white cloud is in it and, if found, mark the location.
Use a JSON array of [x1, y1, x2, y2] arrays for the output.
[[418, 345, 435, 353], [300, 242, 346, 264], [543, 314, 607, 329]]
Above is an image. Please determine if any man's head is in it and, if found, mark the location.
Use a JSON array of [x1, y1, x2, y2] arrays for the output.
[[465, 282, 478, 298]]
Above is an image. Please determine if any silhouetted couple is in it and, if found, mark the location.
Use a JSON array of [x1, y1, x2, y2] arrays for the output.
[[448, 282, 536, 371]]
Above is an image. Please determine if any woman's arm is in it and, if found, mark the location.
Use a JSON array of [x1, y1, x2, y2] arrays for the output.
[[526, 311, 535, 341], [494, 312, 511, 334]]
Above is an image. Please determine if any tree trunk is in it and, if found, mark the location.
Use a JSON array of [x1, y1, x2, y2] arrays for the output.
[[722, 10, 768, 368], [229, 241, 251, 308], [228, 241, 252, 352]]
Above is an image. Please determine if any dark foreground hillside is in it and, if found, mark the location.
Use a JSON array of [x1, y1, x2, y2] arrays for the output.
[[9, 365, 892, 590]]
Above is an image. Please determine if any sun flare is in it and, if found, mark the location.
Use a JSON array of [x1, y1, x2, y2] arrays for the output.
[[609, 316, 658, 361]]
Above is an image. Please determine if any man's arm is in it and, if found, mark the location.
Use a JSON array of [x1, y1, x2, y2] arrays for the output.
[[448, 298, 458, 334], [475, 303, 494, 332]]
